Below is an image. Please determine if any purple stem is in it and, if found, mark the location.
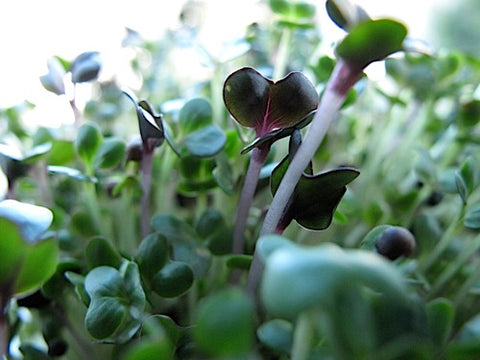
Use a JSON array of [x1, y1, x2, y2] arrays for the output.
[[246, 59, 363, 297], [232, 145, 270, 255], [141, 149, 154, 237]]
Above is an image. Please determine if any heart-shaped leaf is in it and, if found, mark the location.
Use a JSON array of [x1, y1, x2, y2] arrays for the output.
[[336, 19, 407, 68], [271, 157, 359, 230], [223, 67, 319, 138], [40, 57, 66, 95]]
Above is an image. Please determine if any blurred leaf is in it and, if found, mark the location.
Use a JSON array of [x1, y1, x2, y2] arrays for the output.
[[223, 67, 319, 137], [257, 319, 293, 355], [464, 204, 480, 229], [459, 100, 480, 128], [75, 122, 103, 166], [336, 19, 407, 68], [260, 239, 409, 319], [326, 0, 370, 31], [94, 137, 126, 169], [455, 171, 469, 205], [194, 288, 254, 357], [427, 298, 454, 346], [40, 57, 66, 95], [226, 255, 252, 270], [183, 125, 226, 157], [151, 261, 194, 298], [0, 199, 53, 244], [178, 98, 212, 133], [71, 51, 101, 83], [86, 237, 122, 269], [135, 234, 169, 280], [47, 165, 96, 182]]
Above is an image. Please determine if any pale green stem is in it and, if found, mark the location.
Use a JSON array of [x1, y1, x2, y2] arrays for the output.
[[291, 312, 315, 360], [273, 27, 293, 80], [419, 205, 465, 274], [429, 234, 480, 298]]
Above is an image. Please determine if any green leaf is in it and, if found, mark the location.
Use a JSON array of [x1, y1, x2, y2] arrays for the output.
[[47, 165, 96, 182], [94, 137, 126, 169], [75, 122, 103, 166], [71, 51, 101, 83], [183, 125, 226, 157], [271, 158, 359, 230], [14, 238, 58, 295], [459, 100, 480, 128], [427, 298, 454, 346], [121, 261, 146, 311], [336, 19, 407, 68], [86, 237, 121, 269], [226, 255, 252, 270], [135, 234, 169, 280], [464, 204, 480, 229], [85, 297, 127, 339], [455, 171, 469, 205], [360, 225, 392, 251], [151, 261, 194, 298], [85, 266, 124, 298], [260, 238, 409, 319], [223, 67, 319, 137], [194, 288, 254, 357], [257, 319, 293, 354], [123, 341, 173, 360], [0, 200, 53, 244], [178, 98, 212, 133]]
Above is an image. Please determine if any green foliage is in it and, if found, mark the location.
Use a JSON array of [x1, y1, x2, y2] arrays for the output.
[[336, 19, 407, 68], [4, 1, 480, 359], [194, 288, 254, 357]]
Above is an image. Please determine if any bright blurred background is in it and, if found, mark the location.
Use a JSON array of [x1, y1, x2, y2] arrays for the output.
[[0, 0, 476, 127]]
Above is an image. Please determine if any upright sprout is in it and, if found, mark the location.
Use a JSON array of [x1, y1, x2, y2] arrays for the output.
[[223, 67, 319, 256], [246, 0, 408, 295]]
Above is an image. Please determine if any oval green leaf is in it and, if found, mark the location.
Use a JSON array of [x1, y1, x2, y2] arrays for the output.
[[336, 19, 407, 68]]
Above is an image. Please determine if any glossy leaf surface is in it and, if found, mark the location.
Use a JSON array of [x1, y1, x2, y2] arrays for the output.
[[223, 67, 318, 138], [271, 157, 359, 230]]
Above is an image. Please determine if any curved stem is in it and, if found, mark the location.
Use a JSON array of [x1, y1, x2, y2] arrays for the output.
[[232, 146, 270, 255], [247, 60, 362, 296]]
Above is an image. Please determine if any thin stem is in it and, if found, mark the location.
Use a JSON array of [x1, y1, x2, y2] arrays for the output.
[[0, 295, 9, 359], [233, 146, 270, 255], [419, 205, 465, 274], [69, 84, 82, 129], [291, 311, 314, 360], [246, 60, 362, 296], [141, 149, 154, 237], [429, 234, 480, 298], [273, 27, 293, 80], [454, 258, 480, 306], [84, 180, 104, 236]]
